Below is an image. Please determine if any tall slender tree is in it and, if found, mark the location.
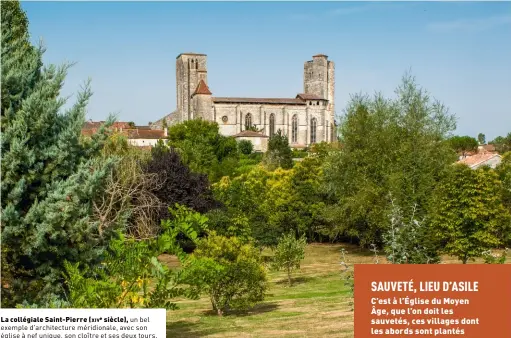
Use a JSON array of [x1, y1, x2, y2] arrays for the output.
[[1, 1, 115, 306]]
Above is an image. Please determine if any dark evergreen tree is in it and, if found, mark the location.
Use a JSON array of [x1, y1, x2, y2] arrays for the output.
[[1, 1, 115, 306]]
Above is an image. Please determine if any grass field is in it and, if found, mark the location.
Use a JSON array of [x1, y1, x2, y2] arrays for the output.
[[163, 243, 510, 337]]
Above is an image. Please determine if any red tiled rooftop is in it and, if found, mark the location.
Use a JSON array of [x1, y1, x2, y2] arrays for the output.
[[193, 80, 212, 96], [457, 152, 501, 168]]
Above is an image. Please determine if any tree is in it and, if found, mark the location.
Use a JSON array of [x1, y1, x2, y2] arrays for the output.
[[271, 233, 307, 286], [93, 134, 163, 239], [490, 133, 511, 154], [144, 146, 220, 221], [62, 205, 206, 309], [322, 73, 457, 247], [264, 129, 293, 170], [165, 119, 239, 181], [238, 139, 253, 155], [447, 135, 478, 156], [183, 232, 268, 316], [383, 197, 440, 264], [1, 1, 116, 306], [478, 133, 486, 145], [430, 164, 511, 264]]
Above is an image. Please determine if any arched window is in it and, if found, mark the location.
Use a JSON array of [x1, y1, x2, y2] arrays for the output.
[[310, 117, 317, 144], [245, 113, 252, 130], [269, 113, 275, 137], [195, 59, 199, 69], [292, 115, 298, 143]]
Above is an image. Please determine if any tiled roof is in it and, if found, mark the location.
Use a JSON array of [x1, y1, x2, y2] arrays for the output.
[[457, 153, 501, 168], [81, 121, 164, 139], [212, 97, 305, 105], [296, 93, 326, 101], [233, 130, 269, 138], [124, 129, 165, 139], [193, 80, 212, 96]]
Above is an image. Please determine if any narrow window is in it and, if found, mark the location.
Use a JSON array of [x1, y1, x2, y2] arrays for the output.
[[310, 117, 317, 144], [269, 113, 275, 137], [245, 113, 252, 130], [195, 59, 199, 69], [292, 115, 298, 143]]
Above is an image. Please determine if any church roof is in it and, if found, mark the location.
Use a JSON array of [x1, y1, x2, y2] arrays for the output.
[[212, 97, 305, 105], [193, 80, 212, 96], [296, 93, 327, 101]]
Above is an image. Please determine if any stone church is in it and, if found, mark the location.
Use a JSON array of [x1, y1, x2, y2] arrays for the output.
[[152, 53, 336, 149]]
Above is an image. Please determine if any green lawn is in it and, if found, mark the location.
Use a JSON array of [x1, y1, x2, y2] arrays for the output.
[[163, 243, 511, 337]]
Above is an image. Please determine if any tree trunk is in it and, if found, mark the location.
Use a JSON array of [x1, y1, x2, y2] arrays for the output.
[[287, 266, 292, 286]]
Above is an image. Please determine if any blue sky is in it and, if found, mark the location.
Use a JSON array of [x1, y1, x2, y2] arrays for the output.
[[22, 1, 511, 140]]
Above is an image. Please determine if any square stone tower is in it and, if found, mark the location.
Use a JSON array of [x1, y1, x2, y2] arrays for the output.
[[303, 54, 335, 113], [175, 53, 208, 121]]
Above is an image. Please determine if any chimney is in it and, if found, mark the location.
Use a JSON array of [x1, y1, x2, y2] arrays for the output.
[[164, 127, 168, 137]]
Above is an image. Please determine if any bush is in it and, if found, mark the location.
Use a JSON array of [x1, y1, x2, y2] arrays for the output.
[[271, 233, 307, 286], [183, 232, 268, 316], [238, 140, 253, 155]]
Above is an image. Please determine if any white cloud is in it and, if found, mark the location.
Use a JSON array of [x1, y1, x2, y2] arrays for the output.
[[427, 15, 511, 33]]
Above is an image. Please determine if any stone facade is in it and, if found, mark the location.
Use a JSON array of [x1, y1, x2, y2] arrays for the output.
[[152, 53, 337, 148]]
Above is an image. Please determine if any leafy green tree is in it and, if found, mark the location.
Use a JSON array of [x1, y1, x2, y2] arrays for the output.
[[62, 205, 206, 309], [430, 164, 511, 264], [1, 1, 116, 306], [264, 129, 293, 170], [237, 139, 253, 155], [497, 152, 511, 210], [447, 135, 479, 156], [490, 133, 511, 154], [271, 233, 307, 286], [322, 73, 457, 247], [477, 133, 486, 145], [183, 232, 268, 316], [165, 119, 238, 181]]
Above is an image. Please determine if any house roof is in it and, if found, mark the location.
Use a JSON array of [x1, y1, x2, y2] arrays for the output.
[[233, 130, 269, 138], [124, 129, 165, 139], [457, 153, 501, 168], [81, 121, 164, 139], [212, 97, 305, 105], [193, 80, 212, 96]]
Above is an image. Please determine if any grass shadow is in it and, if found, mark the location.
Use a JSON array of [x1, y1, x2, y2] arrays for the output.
[[166, 320, 204, 338], [274, 275, 315, 286], [200, 301, 280, 317]]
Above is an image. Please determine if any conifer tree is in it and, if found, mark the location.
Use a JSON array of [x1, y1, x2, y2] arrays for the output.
[[1, 1, 116, 306]]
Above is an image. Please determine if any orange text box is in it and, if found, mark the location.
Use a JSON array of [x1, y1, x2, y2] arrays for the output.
[[354, 264, 511, 337]]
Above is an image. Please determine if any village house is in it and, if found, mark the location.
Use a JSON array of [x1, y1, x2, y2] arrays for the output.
[[81, 121, 167, 148], [457, 151, 502, 169]]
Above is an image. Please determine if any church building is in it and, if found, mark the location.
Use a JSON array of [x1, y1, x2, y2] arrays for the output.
[[152, 53, 337, 149]]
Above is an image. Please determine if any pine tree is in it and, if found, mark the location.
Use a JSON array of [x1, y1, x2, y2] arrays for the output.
[[1, 1, 116, 306]]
